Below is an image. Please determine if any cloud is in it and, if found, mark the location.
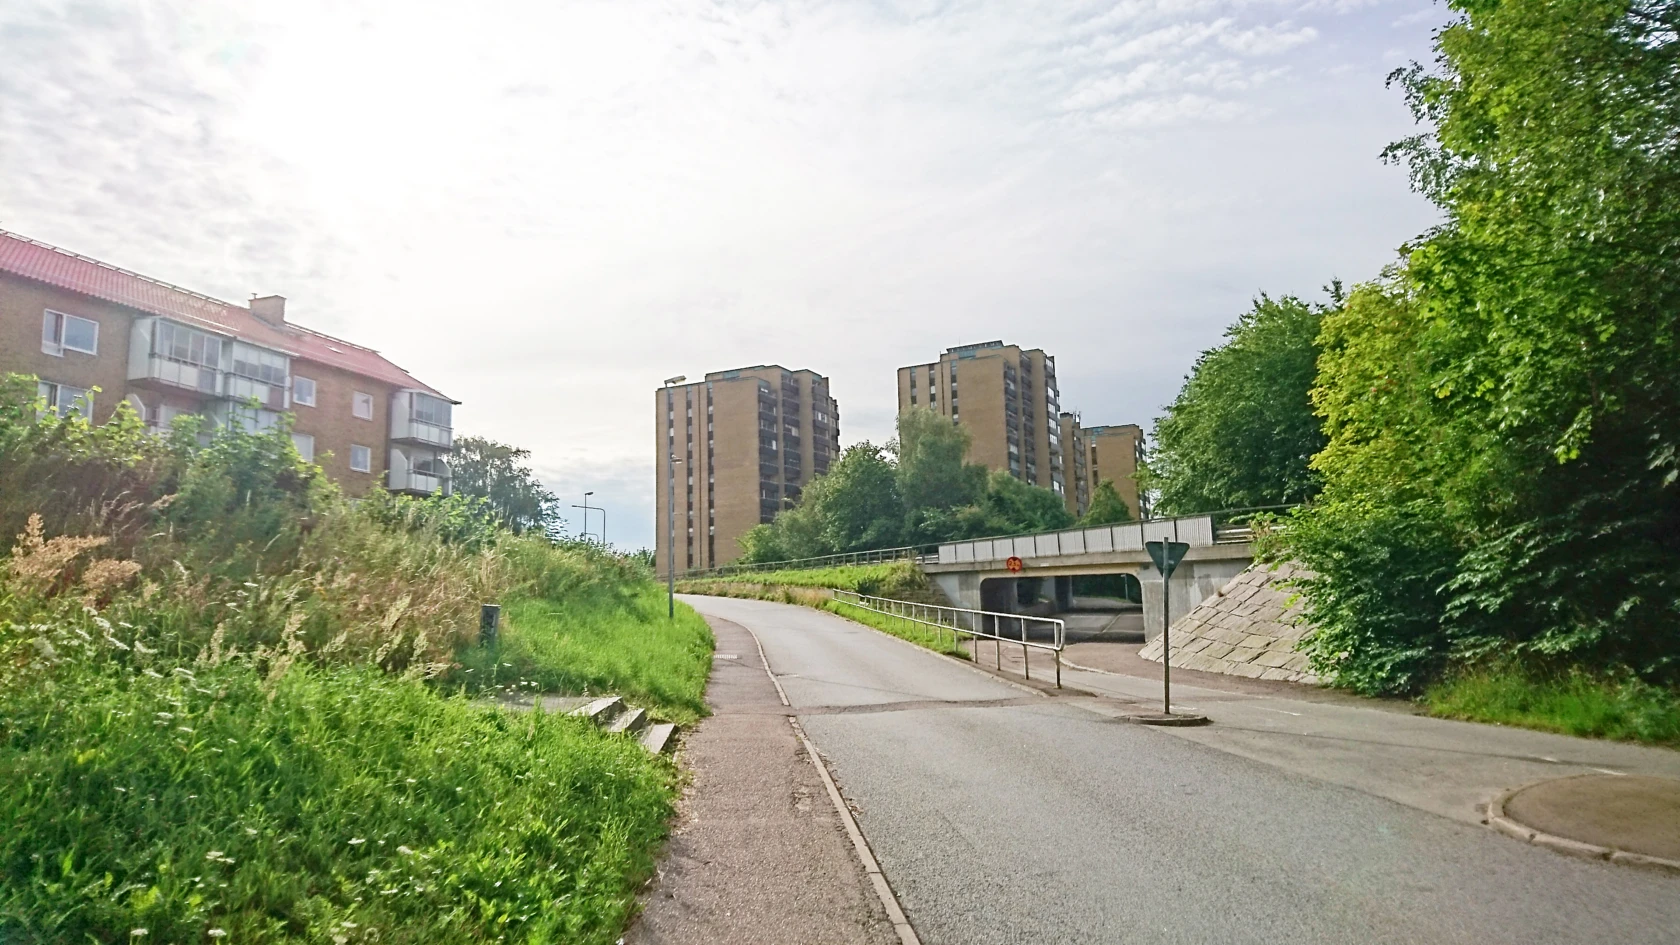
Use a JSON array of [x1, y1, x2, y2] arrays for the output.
[[0, 0, 1442, 548]]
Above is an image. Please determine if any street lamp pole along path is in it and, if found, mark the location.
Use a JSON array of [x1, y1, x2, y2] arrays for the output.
[[570, 491, 606, 545], [663, 376, 686, 619]]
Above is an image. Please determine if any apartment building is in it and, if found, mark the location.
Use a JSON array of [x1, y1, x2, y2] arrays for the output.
[[0, 230, 456, 497], [895, 341, 1064, 495], [655, 365, 840, 576], [1059, 412, 1090, 517], [1082, 423, 1146, 519]]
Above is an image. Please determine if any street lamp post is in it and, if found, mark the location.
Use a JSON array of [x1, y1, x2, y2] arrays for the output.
[[663, 376, 687, 619], [570, 491, 602, 544]]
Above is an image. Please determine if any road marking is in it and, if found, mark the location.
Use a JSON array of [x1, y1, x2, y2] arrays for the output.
[[1592, 768, 1627, 776]]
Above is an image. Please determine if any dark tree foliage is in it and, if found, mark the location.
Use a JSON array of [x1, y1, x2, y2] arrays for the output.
[[1081, 479, 1133, 526], [1145, 292, 1332, 515], [448, 436, 562, 537], [737, 411, 1073, 564], [1283, 0, 1680, 693]]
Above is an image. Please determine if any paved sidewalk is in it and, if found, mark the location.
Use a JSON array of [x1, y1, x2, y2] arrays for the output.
[[625, 616, 896, 945]]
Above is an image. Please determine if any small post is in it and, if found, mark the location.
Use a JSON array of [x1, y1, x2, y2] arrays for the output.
[[480, 603, 501, 647]]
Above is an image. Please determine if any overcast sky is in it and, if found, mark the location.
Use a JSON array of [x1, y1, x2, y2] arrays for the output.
[[1, 0, 1444, 550]]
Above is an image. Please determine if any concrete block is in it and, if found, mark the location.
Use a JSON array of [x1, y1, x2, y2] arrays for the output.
[[1227, 646, 1261, 664], [1255, 650, 1295, 669], [1259, 667, 1297, 681], [1229, 662, 1268, 678], [1200, 642, 1234, 660], [1282, 653, 1312, 673], [1240, 634, 1277, 649]]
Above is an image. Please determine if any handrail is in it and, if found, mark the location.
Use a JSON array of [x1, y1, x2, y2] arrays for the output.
[[830, 590, 1064, 688]]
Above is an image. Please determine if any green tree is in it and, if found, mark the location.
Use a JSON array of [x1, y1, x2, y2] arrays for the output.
[[807, 443, 904, 553], [1145, 292, 1332, 515], [1080, 479, 1133, 526], [1284, 1, 1680, 693], [893, 408, 987, 512], [980, 470, 1075, 535], [448, 436, 561, 536]]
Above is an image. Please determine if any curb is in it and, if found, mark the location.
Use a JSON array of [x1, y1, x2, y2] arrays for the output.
[[1486, 777, 1680, 876], [726, 614, 923, 945]]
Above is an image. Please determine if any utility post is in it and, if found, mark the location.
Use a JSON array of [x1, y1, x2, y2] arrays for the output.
[[663, 376, 687, 619]]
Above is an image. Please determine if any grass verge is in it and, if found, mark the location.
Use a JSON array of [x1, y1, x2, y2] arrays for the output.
[[1423, 669, 1680, 746], [456, 586, 714, 724], [679, 560, 926, 596], [824, 598, 971, 659], [0, 664, 674, 944]]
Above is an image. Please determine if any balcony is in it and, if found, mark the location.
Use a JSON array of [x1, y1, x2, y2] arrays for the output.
[[391, 391, 454, 449], [389, 445, 450, 496]]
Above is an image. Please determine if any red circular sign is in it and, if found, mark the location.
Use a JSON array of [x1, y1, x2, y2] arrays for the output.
[[1005, 556, 1024, 573]]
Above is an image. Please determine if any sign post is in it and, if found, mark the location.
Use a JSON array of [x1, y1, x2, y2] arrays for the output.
[[1144, 540, 1190, 716]]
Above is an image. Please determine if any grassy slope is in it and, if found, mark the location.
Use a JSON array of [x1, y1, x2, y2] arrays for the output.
[[1424, 670, 1680, 747], [680, 560, 926, 596], [0, 664, 674, 944], [457, 586, 714, 724]]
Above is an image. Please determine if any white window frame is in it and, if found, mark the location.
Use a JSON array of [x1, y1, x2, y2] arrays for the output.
[[42, 310, 99, 357], [36, 380, 93, 418], [352, 391, 374, 420], [292, 376, 317, 407], [291, 432, 316, 463], [349, 444, 372, 472]]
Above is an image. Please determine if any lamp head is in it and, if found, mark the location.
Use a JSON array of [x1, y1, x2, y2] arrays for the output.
[[664, 375, 687, 386]]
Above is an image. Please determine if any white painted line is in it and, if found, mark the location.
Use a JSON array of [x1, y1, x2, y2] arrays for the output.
[[792, 717, 923, 945], [1592, 768, 1627, 777], [735, 616, 920, 944]]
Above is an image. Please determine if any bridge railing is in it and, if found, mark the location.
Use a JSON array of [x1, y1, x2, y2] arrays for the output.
[[830, 590, 1065, 688]]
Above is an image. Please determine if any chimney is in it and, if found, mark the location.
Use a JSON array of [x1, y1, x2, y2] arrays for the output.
[[250, 294, 287, 327]]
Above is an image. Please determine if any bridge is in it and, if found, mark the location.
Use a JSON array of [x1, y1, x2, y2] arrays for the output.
[[922, 514, 1257, 640]]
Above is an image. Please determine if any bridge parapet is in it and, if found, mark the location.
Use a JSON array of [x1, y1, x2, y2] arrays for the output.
[[935, 515, 1219, 568]]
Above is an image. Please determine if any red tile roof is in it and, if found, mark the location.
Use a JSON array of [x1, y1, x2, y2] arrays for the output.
[[0, 230, 450, 400]]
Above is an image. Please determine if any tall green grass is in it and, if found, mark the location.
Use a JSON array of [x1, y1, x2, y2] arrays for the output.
[[680, 560, 926, 596], [0, 379, 712, 942], [0, 663, 672, 944], [456, 586, 714, 723], [1424, 669, 1680, 746]]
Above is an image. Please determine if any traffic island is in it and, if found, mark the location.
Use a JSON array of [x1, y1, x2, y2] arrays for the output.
[[1126, 711, 1211, 727], [1488, 774, 1680, 875]]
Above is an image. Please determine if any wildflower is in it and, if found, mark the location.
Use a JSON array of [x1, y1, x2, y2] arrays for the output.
[[155, 712, 174, 721], [348, 838, 366, 845], [245, 828, 258, 836], [177, 727, 195, 734], [396, 845, 415, 855], [208, 930, 228, 938], [130, 930, 148, 938]]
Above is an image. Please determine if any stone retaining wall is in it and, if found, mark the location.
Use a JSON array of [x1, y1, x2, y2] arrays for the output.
[[1137, 562, 1318, 684]]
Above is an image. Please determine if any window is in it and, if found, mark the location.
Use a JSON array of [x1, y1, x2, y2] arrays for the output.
[[412, 393, 450, 427], [42, 310, 98, 356], [292, 376, 317, 407], [154, 320, 223, 368], [291, 432, 315, 463], [36, 381, 92, 417], [230, 342, 288, 385], [352, 391, 374, 420], [349, 444, 372, 472]]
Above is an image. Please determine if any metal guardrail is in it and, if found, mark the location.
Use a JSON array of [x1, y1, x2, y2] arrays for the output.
[[830, 590, 1065, 688]]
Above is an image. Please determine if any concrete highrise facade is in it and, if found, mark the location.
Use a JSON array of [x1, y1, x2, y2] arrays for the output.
[[1081, 423, 1146, 520], [655, 365, 839, 576], [894, 341, 1064, 496]]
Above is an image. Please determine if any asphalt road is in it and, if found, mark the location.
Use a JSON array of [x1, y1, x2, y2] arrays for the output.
[[681, 595, 1680, 945]]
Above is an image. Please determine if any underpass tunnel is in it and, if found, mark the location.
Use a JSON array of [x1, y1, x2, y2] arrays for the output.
[[1058, 571, 1145, 643]]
